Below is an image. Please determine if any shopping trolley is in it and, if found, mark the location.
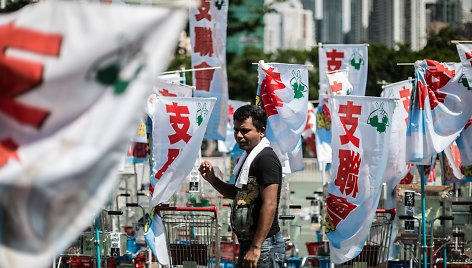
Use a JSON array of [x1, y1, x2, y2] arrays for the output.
[[155, 205, 220, 267], [338, 208, 396, 268]]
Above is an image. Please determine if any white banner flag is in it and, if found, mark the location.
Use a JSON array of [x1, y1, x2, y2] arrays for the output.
[[457, 117, 472, 179], [326, 69, 354, 96], [149, 97, 216, 206], [456, 43, 472, 86], [154, 79, 193, 97], [319, 44, 368, 99], [407, 60, 472, 163], [190, 0, 229, 140], [147, 81, 193, 121], [380, 80, 413, 207], [257, 61, 309, 173], [326, 96, 394, 264], [0, 2, 186, 268]]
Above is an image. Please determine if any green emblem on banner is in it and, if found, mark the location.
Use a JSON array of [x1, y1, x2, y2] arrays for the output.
[[88, 41, 145, 95], [350, 49, 364, 70], [215, 0, 224, 10], [196, 102, 209, 126], [367, 102, 389, 133], [459, 74, 471, 90], [290, 70, 307, 99]]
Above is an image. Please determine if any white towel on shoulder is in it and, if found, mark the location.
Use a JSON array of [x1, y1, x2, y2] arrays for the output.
[[233, 137, 271, 189]]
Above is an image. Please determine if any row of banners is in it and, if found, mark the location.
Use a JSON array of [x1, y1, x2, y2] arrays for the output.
[[1, 0, 472, 267]]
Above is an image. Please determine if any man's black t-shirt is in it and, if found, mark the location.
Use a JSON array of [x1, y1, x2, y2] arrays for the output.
[[231, 147, 282, 242]]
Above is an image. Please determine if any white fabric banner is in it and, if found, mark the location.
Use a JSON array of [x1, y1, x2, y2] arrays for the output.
[[319, 44, 368, 99], [302, 102, 317, 156], [149, 97, 216, 206], [147, 81, 194, 122], [154, 79, 192, 97], [257, 61, 309, 173], [406, 60, 472, 163], [0, 2, 186, 267], [456, 43, 472, 86], [326, 96, 394, 264], [380, 80, 413, 208], [190, 0, 229, 140], [326, 69, 354, 96], [456, 117, 472, 178]]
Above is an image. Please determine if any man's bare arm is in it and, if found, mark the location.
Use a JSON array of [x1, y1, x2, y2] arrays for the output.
[[198, 160, 238, 199]]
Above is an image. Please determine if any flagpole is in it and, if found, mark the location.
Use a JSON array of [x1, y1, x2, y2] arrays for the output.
[[314, 42, 370, 47], [451, 40, 472, 44], [159, 66, 222, 76], [418, 165, 428, 268], [251, 62, 314, 68]]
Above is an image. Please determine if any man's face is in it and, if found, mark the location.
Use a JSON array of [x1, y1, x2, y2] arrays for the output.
[[234, 117, 264, 152]]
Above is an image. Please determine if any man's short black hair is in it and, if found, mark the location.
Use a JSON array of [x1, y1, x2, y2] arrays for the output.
[[233, 105, 267, 133]]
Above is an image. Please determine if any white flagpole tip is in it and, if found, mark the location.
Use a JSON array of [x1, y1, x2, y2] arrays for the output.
[[251, 62, 313, 68], [451, 40, 472, 44]]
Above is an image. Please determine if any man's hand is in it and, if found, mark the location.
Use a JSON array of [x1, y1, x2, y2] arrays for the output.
[[198, 160, 215, 182], [243, 246, 261, 268]]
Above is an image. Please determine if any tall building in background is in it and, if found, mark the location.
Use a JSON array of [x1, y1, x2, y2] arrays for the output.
[[369, 0, 396, 48], [346, 0, 369, 43], [264, 0, 314, 53], [321, 0, 344, 43], [226, 0, 467, 54], [369, 0, 426, 51], [402, 0, 427, 51], [300, 0, 318, 43]]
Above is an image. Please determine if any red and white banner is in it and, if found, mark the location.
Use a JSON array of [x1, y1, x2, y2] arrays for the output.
[[147, 81, 194, 122], [326, 69, 353, 96], [190, 0, 229, 140], [457, 116, 472, 178], [149, 97, 216, 206], [326, 96, 394, 264], [380, 80, 413, 207], [302, 102, 317, 157], [154, 79, 193, 97], [407, 60, 472, 163], [319, 44, 368, 99], [456, 43, 472, 86], [0, 2, 185, 267], [257, 61, 309, 173]]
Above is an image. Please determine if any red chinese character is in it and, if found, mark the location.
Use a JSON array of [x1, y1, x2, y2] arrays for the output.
[[127, 142, 148, 158], [339, 101, 361, 147], [155, 148, 180, 179], [194, 61, 215, 91], [329, 80, 342, 94], [195, 0, 211, 21], [399, 86, 411, 125], [335, 149, 361, 198], [260, 67, 285, 117], [166, 102, 191, 144], [465, 50, 472, 66], [0, 23, 62, 128], [0, 138, 19, 168], [465, 117, 472, 130], [326, 49, 344, 71], [228, 103, 234, 122], [159, 88, 177, 97], [326, 193, 357, 227], [194, 27, 214, 57], [424, 60, 453, 109]]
